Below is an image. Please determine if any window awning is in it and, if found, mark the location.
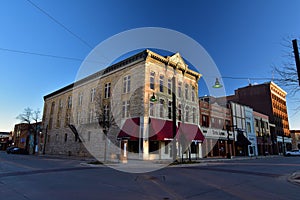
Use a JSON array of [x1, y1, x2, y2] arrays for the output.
[[149, 118, 177, 141], [236, 132, 251, 146], [117, 117, 140, 141], [177, 122, 205, 142]]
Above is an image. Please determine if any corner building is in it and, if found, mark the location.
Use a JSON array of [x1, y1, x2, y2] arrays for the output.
[[42, 50, 204, 161]]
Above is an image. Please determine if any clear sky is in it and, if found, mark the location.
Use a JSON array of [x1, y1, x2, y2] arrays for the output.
[[1, 0, 300, 131]]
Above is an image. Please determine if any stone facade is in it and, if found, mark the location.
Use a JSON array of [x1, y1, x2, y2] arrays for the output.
[[42, 50, 202, 161]]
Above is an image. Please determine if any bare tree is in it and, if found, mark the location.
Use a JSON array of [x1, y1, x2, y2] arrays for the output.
[[273, 36, 300, 96]]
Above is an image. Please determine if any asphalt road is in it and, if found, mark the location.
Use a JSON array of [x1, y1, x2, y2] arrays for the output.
[[0, 152, 300, 200]]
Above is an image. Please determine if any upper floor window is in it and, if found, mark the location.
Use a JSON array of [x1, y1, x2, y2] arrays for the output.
[[159, 99, 164, 118], [150, 71, 155, 90], [178, 82, 182, 98], [192, 107, 196, 124], [191, 86, 195, 102], [178, 104, 182, 121], [122, 100, 130, 118], [59, 99, 63, 109], [104, 83, 111, 98], [88, 109, 94, 123], [90, 88, 96, 102], [168, 100, 172, 119], [103, 104, 110, 121], [123, 75, 131, 93], [67, 96, 72, 109], [78, 92, 83, 106], [185, 106, 189, 122], [185, 84, 189, 100], [168, 79, 172, 95], [150, 101, 154, 117], [50, 102, 55, 115], [159, 75, 164, 93]]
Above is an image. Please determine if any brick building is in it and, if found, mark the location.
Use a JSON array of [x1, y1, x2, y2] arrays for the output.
[[42, 50, 204, 161], [199, 96, 233, 158], [13, 122, 42, 154], [226, 82, 290, 154]]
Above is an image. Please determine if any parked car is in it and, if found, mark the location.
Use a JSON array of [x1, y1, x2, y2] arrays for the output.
[[6, 147, 29, 155], [285, 150, 300, 156]]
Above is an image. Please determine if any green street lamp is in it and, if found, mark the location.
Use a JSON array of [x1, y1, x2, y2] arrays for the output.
[[212, 78, 223, 88], [150, 93, 158, 102]]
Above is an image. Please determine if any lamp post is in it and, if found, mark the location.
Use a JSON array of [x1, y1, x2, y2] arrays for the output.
[[226, 125, 237, 159]]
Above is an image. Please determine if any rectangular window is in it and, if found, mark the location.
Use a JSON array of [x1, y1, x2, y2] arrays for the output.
[[150, 71, 155, 90], [159, 75, 164, 92], [192, 107, 196, 124], [78, 92, 83, 106], [89, 109, 94, 123], [65, 113, 70, 126], [77, 111, 81, 124], [178, 104, 182, 121], [50, 102, 55, 115], [103, 104, 110, 122], [247, 122, 251, 133], [90, 88, 96, 102], [168, 101, 172, 119], [123, 75, 131, 93], [164, 142, 169, 154], [185, 106, 189, 122], [59, 99, 63, 109], [191, 86, 195, 102], [202, 115, 209, 127], [67, 96, 72, 109], [122, 101, 130, 118], [168, 79, 172, 95], [185, 84, 189, 100], [178, 82, 182, 98], [149, 141, 159, 154], [159, 99, 164, 118], [104, 83, 111, 98], [150, 101, 154, 117]]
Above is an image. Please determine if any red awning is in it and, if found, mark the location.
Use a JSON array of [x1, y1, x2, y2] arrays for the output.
[[117, 117, 140, 140], [149, 118, 177, 141], [177, 122, 205, 142]]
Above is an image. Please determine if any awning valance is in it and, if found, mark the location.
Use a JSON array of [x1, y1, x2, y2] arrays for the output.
[[149, 118, 176, 141], [117, 117, 140, 141], [177, 122, 205, 142]]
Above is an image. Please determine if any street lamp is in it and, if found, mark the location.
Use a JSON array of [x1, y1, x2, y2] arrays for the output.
[[226, 124, 237, 159], [212, 78, 223, 88]]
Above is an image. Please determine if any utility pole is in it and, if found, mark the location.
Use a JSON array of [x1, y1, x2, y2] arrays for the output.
[[172, 76, 177, 161], [292, 39, 300, 86]]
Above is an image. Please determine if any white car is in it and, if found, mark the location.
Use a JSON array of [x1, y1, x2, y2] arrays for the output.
[[285, 150, 300, 156]]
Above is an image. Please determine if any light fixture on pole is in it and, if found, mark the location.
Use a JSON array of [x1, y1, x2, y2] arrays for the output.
[[150, 93, 157, 102], [212, 78, 223, 88]]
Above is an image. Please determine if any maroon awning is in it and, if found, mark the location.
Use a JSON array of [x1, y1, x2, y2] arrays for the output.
[[177, 122, 205, 142], [117, 117, 140, 140], [149, 118, 177, 141]]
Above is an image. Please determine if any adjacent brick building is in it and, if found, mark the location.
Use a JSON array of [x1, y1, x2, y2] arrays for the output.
[[226, 82, 290, 154]]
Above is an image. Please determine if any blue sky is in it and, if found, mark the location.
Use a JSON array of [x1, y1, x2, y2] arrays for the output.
[[0, 0, 300, 131]]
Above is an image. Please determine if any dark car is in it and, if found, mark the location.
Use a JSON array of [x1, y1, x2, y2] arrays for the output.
[[6, 147, 29, 155]]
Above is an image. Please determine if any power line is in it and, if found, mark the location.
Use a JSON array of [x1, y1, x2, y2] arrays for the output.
[[221, 76, 276, 81], [0, 47, 106, 65], [0, 47, 84, 62], [25, 0, 93, 49]]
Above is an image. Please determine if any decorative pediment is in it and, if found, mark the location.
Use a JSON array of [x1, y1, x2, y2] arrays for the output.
[[169, 53, 187, 68]]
